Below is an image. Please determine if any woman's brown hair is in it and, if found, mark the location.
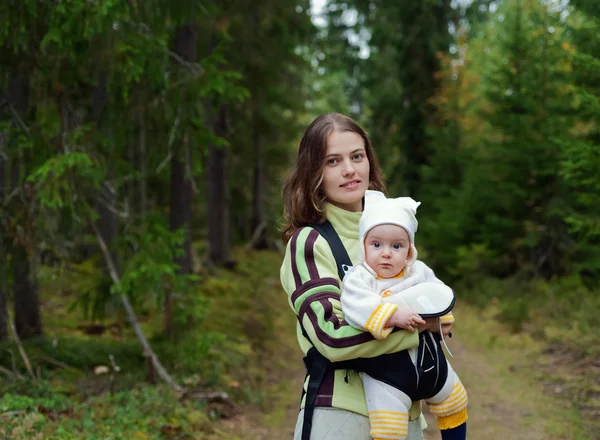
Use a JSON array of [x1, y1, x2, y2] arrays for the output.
[[281, 113, 385, 243]]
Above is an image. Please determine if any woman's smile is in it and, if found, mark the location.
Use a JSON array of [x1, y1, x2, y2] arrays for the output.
[[341, 180, 361, 189]]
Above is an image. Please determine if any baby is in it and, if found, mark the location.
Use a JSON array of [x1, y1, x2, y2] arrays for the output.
[[341, 191, 468, 440]]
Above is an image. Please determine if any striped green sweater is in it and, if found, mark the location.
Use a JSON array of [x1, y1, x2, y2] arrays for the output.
[[280, 203, 422, 420]]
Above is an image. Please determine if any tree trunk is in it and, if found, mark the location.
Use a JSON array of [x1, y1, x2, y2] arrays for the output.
[[251, 108, 267, 250], [13, 243, 42, 338], [96, 182, 120, 274], [399, 1, 452, 196], [166, 148, 192, 334], [129, 106, 148, 219], [207, 104, 230, 266], [0, 285, 7, 342], [249, 9, 267, 250], [137, 107, 148, 220], [165, 24, 197, 335], [8, 71, 42, 339], [11, 162, 42, 339], [0, 152, 8, 341], [92, 62, 121, 292]]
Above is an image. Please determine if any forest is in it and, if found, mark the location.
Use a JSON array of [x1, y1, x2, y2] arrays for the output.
[[0, 0, 598, 438]]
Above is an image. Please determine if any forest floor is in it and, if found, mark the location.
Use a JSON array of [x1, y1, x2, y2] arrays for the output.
[[1, 249, 598, 439], [210, 304, 597, 440]]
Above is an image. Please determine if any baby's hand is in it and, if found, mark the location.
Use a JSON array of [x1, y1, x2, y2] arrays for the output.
[[386, 308, 425, 332]]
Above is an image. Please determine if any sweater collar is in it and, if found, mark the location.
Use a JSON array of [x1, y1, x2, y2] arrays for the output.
[[325, 202, 361, 239]]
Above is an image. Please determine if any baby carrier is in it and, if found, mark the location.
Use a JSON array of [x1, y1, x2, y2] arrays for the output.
[[298, 221, 453, 440]]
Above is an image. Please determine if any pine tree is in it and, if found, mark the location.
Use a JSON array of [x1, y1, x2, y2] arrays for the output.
[[422, 0, 575, 278], [558, 0, 600, 286]]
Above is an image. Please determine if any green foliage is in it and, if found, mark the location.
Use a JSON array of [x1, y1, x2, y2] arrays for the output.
[[419, 0, 595, 282], [3, 0, 600, 435], [0, 249, 298, 437], [458, 272, 600, 355], [0, 385, 213, 440], [0, 391, 70, 412], [554, 5, 600, 285], [498, 296, 530, 333], [0, 336, 144, 374], [116, 216, 199, 302], [29, 152, 104, 210], [325, 0, 454, 195]]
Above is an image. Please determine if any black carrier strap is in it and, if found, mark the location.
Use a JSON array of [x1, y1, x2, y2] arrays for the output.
[[299, 221, 352, 440], [310, 221, 352, 281]]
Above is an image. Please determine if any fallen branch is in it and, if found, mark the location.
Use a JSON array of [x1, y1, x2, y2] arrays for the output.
[[39, 355, 76, 372], [89, 216, 182, 392], [8, 314, 35, 379], [186, 391, 230, 401], [0, 410, 27, 418], [0, 364, 23, 380]]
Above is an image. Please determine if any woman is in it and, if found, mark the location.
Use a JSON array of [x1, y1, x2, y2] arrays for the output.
[[280, 113, 446, 440]]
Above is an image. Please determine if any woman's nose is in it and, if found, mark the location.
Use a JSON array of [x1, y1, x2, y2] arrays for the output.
[[342, 160, 355, 177]]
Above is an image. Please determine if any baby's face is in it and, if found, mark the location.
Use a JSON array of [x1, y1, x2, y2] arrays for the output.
[[364, 224, 411, 278]]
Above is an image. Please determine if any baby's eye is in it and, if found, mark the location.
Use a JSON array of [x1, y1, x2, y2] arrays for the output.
[[372, 242, 380, 248], [393, 244, 401, 250]]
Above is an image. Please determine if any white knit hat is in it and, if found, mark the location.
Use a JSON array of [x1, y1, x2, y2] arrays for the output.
[[358, 190, 421, 267]]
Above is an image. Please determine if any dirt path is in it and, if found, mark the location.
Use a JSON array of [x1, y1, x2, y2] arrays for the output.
[[422, 336, 549, 440], [214, 305, 592, 439]]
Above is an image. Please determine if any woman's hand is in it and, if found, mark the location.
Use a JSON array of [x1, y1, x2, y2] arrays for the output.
[[386, 308, 425, 333], [419, 318, 453, 336], [418, 317, 439, 333]]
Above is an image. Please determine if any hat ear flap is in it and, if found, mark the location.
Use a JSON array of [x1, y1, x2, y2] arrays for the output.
[[406, 244, 418, 267], [364, 190, 386, 209], [394, 197, 421, 216]]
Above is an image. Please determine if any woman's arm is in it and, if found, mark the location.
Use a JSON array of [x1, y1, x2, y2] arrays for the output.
[[281, 227, 420, 363]]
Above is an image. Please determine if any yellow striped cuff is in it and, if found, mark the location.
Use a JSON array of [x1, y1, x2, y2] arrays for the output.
[[369, 410, 409, 437], [438, 408, 468, 430], [428, 381, 468, 416], [365, 303, 398, 340]]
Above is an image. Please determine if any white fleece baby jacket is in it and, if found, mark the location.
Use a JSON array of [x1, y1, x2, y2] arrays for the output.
[[341, 261, 454, 340]]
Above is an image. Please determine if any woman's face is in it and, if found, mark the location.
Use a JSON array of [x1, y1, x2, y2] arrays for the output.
[[322, 130, 370, 212]]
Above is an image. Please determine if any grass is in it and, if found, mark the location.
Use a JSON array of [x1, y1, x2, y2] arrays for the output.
[[0, 248, 301, 439], [452, 303, 592, 438], [456, 274, 600, 436], [1, 248, 598, 438]]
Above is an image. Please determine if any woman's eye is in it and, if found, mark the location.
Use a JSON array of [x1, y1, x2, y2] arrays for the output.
[[327, 158, 338, 165], [352, 153, 364, 160]]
